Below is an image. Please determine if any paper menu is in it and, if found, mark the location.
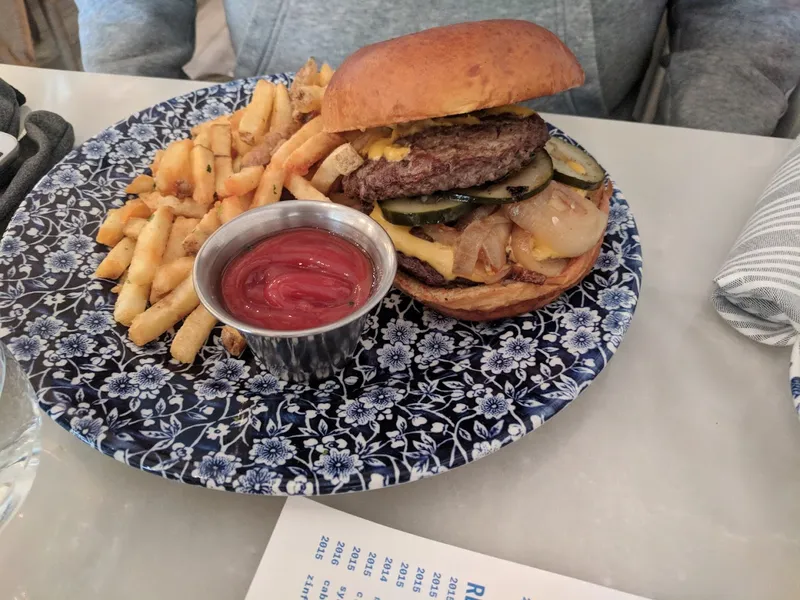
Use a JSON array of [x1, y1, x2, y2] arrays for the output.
[[245, 498, 650, 600]]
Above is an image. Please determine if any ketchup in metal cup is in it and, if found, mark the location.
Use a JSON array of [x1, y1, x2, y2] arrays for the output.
[[221, 228, 374, 331]]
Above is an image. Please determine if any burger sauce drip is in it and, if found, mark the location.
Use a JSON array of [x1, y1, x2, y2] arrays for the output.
[[221, 228, 374, 331]]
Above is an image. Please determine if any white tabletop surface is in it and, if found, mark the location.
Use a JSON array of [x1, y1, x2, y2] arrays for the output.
[[0, 64, 799, 600]]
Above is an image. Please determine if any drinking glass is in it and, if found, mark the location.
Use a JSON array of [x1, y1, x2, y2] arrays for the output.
[[0, 340, 41, 531]]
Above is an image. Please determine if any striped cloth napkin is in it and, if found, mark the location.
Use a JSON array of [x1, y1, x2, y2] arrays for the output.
[[713, 135, 800, 416]]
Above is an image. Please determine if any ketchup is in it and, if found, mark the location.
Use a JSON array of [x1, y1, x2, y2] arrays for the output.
[[221, 228, 374, 331]]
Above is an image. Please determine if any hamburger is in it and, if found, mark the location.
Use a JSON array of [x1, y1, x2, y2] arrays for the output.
[[321, 19, 610, 321]]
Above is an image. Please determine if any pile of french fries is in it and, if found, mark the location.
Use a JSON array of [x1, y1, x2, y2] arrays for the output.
[[92, 59, 372, 364]]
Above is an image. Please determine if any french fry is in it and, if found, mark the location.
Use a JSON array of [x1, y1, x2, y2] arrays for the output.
[[308, 164, 338, 196], [219, 196, 246, 224], [182, 205, 221, 254], [96, 199, 150, 246], [229, 109, 249, 157], [157, 195, 207, 218], [252, 167, 285, 208], [128, 206, 174, 286], [162, 216, 199, 263], [193, 128, 211, 150], [232, 130, 253, 160], [242, 132, 285, 168], [286, 173, 330, 202], [282, 132, 344, 176], [223, 165, 264, 197], [291, 57, 319, 93], [122, 217, 147, 240], [310, 143, 364, 194], [268, 116, 323, 169], [126, 174, 156, 195], [96, 209, 124, 246], [327, 143, 364, 175], [239, 80, 275, 145], [240, 190, 255, 210], [214, 156, 232, 198], [318, 62, 334, 86], [270, 83, 295, 138], [114, 281, 149, 326], [191, 142, 215, 206], [94, 237, 136, 279], [309, 161, 341, 195], [212, 123, 233, 198], [211, 124, 232, 156], [350, 128, 391, 154], [151, 256, 195, 303], [229, 108, 246, 133], [151, 149, 165, 176], [190, 114, 229, 139], [129, 275, 200, 346], [111, 269, 127, 294], [121, 198, 152, 220], [291, 85, 325, 115], [170, 305, 218, 364], [155, 139, 193, 197], [221, 326, 247, 356], [139, 192, 160, 213]]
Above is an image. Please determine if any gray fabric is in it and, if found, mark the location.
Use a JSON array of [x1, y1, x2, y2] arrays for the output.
[[0, 82, 74, 234], [660, 1, 800, 136], [74, 0, 800, 135], [0, 79, 24, 139]]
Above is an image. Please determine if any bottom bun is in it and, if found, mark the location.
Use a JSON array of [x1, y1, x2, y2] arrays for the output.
[[394, 181, 613, 321]]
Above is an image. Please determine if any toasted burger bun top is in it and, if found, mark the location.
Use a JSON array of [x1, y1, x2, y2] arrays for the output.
[[322, 20, 584, 133]]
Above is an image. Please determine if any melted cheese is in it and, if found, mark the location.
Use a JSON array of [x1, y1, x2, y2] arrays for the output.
[[370, 206, 457, 280], [527, 243, 562, 261], [371, 181, 591, 278], [367, 115, 485, 161], [367, 138, 410, 162], [433, 115, 482, 126], [482, 104, 536, 117], [364, 108, 534, 162], [566, 159, 587, 175], [390, 115, 482, 141]]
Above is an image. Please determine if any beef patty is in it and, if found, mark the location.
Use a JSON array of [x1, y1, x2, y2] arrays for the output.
[[397, 253, 479, 288], [343, 113, 549, 203]]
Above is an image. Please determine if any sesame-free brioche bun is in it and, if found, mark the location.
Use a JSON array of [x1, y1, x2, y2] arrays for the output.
[[393, 182, 612, 321], [322, 20, 585, 133]]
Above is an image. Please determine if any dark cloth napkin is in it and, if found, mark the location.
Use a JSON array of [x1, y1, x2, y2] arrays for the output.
[[0, 79, 74, 234]]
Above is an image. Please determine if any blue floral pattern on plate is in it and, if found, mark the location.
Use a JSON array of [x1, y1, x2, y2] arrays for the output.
[[0, 75, 642, 494]]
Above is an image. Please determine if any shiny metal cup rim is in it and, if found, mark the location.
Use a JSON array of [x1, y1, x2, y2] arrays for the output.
[[193, 200, 397, 339]]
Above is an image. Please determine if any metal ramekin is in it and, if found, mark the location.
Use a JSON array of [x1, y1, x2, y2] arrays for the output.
[[193, 201, 396, 382]]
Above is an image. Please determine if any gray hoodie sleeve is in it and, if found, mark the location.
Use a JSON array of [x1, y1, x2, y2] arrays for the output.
[[660, 0, 800, 135], [75, 0, 196, 79]]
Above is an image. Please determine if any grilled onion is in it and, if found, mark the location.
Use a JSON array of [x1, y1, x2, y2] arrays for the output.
[[453, 212, 512, 277], [421, 224, 460, 246], [470, 263, 512, 284], [510, 226, 569, 276], [480, 214, 512, 270], [504, 182, 606, 257]]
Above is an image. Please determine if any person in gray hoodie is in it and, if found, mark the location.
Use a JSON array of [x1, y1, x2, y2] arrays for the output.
[[74, 0, 799, 136]]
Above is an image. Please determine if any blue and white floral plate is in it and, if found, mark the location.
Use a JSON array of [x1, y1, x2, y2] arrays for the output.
[[0, 75, 642, 495]]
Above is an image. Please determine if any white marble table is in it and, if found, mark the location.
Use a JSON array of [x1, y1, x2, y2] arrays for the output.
[[1, 64, 799, 600]]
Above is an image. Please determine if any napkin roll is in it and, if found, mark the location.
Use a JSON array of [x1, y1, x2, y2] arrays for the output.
[[0, 79, 74, 235], [712, 137, 800, 413]]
